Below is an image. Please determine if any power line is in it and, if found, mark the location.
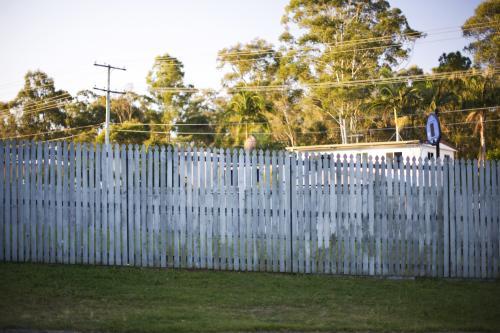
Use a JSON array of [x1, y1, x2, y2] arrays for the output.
[[113, 118, 500, 137], [0, 123, 103, 140], [229, 69, 499, 92], [217, 21, 497, 58], [110, 106, 498, 129], [110, 121, 269, 126], [46, 131, 94, 142], [0, 93, 72, 114], [0, 100, 72, 118], [0, 98, 73, 118], [213, 36, 470, 70], [149, 68, 498, 94]]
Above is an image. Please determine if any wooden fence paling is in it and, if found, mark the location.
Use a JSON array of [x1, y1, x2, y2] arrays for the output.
[[483, 160, 490, 279], [35, 142, 42, 263], [443, 159, 450, 277], [1, 140, 499, 278], [430, 158, 437, 277], [106, 145, 113, 266], [26, 142, 34, 263], [0, 141, 4, 261], [16, 142, 24, 263], [477, 160, 483, 278], [160, 146, 167, 268], [3, 141, 9, 262], [82, 144, 89, 265], [11, 142, 17, 263], [494, 161, 499, 278], [153, 147, 160, 267]]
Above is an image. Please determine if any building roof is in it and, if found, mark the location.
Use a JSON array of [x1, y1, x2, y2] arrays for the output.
[[286, 140, 457, 152]]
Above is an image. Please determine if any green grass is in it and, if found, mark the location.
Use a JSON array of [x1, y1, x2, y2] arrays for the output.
[[0, 263, 499, 332]]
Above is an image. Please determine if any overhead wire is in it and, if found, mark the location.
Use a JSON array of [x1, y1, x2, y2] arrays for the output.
[[109, 106, 498, 129], [228, 68, 499, 92], [148, 68, 499, 94], [217, 21, 497, 58], [0, 94, 73, 115], [113, 118, 500, 137], [0, 123, 103, 140], [46, 131, 95, 142], [0, 98, 73, 117]]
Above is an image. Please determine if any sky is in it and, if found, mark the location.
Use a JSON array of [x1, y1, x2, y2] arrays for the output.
[[0, 0, 483, 102]]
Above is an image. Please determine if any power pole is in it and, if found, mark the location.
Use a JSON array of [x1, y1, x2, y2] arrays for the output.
[[93, 63, 126, 145]]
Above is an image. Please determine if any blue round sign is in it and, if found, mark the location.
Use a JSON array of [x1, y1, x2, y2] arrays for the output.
[[426, 113, 441, 145]]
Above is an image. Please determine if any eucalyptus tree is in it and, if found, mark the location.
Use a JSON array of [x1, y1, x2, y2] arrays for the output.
[[146, 53, 194, 144], [174, 90, 217, 147], [0, 101, 17, 138], [281, 0, 422, 143], [218, 38, 317, 147], [217, 39, 278, 147], [9, 70, 70, 140], [462, 0, 499, 68]]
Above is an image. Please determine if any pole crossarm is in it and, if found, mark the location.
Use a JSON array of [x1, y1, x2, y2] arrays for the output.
[[93, 87, 126, 95], [93, 62, 126, 71]]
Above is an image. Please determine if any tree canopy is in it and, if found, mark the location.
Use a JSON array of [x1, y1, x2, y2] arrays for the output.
[[0, 0, 498, 159]]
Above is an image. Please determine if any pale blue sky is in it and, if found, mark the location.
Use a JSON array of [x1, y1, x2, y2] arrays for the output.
[[0, 0, 482, 101]]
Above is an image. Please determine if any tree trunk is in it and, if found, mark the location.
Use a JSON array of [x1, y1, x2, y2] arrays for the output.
[[479, 112, 486, 161], [394, 107, 400, 142]]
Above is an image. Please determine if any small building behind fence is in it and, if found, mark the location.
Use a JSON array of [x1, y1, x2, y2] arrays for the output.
[[286, 140, 456, 160]]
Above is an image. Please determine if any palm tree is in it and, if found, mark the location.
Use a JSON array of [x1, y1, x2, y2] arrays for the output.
[[460, 70, 498, 161], [465, 109, 487, 161], [368, 70, 422, 142], [221, 91, 268, 147]]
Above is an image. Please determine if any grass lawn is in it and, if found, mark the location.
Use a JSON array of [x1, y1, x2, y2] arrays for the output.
[[0, 263, 499, 332]]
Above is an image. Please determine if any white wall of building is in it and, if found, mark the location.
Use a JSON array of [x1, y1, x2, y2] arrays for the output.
[[297, 143, 455, 161]]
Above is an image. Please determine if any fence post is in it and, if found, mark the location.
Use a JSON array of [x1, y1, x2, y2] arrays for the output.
[[287, 151, 293, 273], [443, 158, 450, 278]]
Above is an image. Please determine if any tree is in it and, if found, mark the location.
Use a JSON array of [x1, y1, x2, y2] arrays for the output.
[[218, 38, 316, 148], [217, 91, 269, 147], [368, 68, 422, 141], [433, 51, 472, 73], [462, 0, 500, 68], [175, 91, 217, 147], [146, 53, 193, 143], [282, 0, 422, 143], [112, 92, 146, 123], [95, 120, 150, 145], [217, 39, 281, 148], [0, 101, 17, 138], [460, 70, 499, 161], [9, 70, 69, 140]]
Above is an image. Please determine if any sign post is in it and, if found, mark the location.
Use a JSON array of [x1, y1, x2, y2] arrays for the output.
[[426, 110, 441, 158]]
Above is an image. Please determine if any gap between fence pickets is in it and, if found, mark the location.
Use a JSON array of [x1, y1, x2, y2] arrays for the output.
[[0, 140, 498, 279]]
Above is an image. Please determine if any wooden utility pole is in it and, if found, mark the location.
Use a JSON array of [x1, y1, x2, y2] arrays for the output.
[[93, 63, 126, 145]]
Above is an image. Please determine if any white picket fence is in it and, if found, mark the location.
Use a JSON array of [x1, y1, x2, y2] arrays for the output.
[[0, 140, 499, 279]]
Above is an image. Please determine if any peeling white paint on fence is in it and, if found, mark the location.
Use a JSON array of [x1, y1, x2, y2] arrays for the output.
[[0, 140, 499, 279]]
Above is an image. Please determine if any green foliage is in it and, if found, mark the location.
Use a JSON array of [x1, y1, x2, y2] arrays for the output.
[[216, 91, 270, 148], [11, 70, 69, 140], [487, 146, 500, 159], [433, 51, 472, 73], [463, 0, 500, 68], [95, 121, 150, 145], [280, 0, 422, 144], [0, 1, 498, 158]]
